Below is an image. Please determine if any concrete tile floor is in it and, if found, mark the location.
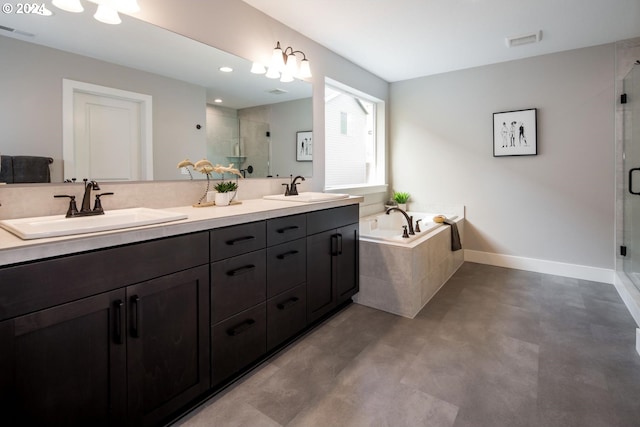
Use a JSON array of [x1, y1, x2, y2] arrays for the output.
[[175, 262, 640, 427]]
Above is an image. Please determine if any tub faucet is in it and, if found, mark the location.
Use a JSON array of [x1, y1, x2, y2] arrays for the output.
[[289, 175, 305, 196], [386, 207, 415, 235]]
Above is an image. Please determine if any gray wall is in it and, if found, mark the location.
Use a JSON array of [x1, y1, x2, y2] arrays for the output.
[[390, 44, 615, 269]]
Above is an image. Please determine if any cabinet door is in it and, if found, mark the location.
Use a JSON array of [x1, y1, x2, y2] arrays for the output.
[[0, 290, 127, 427], [126, 265, 209, 426], [306, 229, 336, 323], [336, 223, 359, 304]]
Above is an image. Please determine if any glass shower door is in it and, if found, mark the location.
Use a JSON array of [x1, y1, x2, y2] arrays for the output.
[[623, 64, 640, 290]]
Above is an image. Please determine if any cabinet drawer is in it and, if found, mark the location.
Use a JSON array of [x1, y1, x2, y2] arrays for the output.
[[306, 204, 359, 235], [267, 284, 307, 351], [266, 214, 306, 246], [211, 250, 266, 323], [211, 221, 266, 261], [266, 238, 306, 298], [211, 303, 266, 386]]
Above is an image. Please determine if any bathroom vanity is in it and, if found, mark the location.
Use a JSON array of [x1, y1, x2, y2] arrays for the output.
[[0, 198, 360, 426]]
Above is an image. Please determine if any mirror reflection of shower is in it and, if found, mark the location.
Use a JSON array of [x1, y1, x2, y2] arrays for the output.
[[206, 104, 270, 178]]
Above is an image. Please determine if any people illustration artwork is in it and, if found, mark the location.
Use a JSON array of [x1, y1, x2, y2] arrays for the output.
[[501, 121, 528, 148], [298, 135, 312, 158], [495, 110, 535, 156]]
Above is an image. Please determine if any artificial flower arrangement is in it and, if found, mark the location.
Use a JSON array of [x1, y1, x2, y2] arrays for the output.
[[177, 158, 242, 206]]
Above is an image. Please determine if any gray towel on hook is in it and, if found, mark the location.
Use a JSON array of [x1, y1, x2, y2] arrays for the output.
[[0, 155, 12, 183], [12, 156, 52, 183], [443, 219, 462, 251]]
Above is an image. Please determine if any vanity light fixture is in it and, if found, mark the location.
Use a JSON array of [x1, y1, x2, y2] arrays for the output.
[[252, 41, 312, 82], [51, 0, 140, 25]]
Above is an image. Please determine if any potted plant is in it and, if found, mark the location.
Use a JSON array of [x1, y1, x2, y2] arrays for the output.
[[393, 191, 410, 210], [213, 180, 238, 206]]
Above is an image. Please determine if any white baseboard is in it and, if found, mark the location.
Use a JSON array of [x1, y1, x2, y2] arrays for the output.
[[464, 250, 615, 284], [613, 271, 640, 327]]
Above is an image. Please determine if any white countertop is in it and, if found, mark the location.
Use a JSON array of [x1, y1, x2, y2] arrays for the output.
[[0, 196, 363, 267]]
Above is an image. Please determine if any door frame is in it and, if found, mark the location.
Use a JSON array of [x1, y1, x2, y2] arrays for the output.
[[62, 79, 153, 181]]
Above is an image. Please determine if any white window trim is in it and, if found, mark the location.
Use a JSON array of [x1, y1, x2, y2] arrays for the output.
[[324, 77, 386, 194]]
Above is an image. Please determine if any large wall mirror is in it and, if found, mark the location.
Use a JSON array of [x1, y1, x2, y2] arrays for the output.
[[0, 9, 312, 184]]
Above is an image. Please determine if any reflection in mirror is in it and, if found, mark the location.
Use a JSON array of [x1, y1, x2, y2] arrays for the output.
[[0, 8, 312, 183]]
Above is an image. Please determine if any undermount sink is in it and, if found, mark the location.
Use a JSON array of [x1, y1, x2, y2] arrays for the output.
[[0, 208, 188, 240], [263, 192, 350, 203]]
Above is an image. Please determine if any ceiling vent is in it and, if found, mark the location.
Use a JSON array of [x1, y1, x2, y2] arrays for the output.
[[505, 31, 542, 48], [267, 88, 288, 95], [0, 25, 34, 37]]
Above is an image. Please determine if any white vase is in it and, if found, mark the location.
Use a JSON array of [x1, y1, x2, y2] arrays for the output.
[[214, 192, 231, 206], [398, 203, 407, 211]]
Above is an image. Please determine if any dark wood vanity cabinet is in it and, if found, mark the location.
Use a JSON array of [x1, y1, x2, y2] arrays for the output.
[[306, 205, 359, 323], [0, 203, 360, 425], [0, 232, 210, 427]]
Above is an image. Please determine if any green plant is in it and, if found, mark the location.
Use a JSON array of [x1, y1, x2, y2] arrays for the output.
[[393, 191, 410, 204], [214, 181, 238, 193]]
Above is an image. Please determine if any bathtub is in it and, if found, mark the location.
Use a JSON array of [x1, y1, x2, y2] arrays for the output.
[[355, 208, 465, 318], [359, 211, 457, 245]]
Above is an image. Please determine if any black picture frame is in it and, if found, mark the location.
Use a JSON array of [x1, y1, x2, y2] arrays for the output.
[[493, 108, 537, 157]]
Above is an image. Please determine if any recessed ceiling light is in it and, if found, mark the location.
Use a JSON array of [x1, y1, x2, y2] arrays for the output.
[[214, 99, 223, 103], [219, 67, 233, 73]]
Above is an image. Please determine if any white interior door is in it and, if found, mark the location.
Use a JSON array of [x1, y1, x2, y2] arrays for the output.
[[63, 79, 153, 182]]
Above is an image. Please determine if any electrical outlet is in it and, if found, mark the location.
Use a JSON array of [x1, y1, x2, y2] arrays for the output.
[[180, 167, 189, 175]]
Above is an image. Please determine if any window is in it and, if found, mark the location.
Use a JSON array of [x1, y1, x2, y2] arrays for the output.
[[325, 80, 385, 189]]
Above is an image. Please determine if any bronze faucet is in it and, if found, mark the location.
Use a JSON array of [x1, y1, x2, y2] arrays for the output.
[[386, 207, 415, 236]]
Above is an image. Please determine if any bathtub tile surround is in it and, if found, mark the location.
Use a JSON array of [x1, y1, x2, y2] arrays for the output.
[[355, 205, 465, 318], [177, 263, 640, 427]]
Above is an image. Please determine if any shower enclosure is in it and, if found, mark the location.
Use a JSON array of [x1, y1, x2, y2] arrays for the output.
[[623, 63, 640, 291]]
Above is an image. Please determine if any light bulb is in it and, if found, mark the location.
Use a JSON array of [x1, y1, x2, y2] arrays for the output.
[[280, 71, 294, 83], [250, 62, 266, 74], [94, 4, 122, 24], [269, 43, 286, 73], [285, 53, 298, 76], [265, 66, 280, 79], [298, 59, 312, 78]]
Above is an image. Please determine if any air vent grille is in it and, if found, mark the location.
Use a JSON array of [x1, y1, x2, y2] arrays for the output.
[[505, 31, 542, 48], [0, 25, 34, 37], [268, 88, 288, 95]]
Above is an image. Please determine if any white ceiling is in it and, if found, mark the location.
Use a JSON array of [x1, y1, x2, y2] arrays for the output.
[[242, 0, 640, 82]]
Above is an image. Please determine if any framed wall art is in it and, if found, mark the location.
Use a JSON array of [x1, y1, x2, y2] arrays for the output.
[[493, 108, 537, 157], [296, 131, 313, 161]]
